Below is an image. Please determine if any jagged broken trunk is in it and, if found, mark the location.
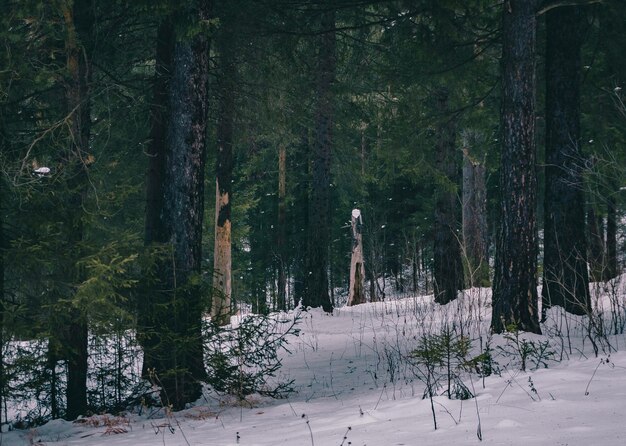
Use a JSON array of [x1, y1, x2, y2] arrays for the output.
[[348, 209, 366, 306]]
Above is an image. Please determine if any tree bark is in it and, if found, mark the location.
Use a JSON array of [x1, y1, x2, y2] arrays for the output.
[[433, 87, 464, 305], [212, 30, 235, 326], [492, 0, 541, 334], [304, 9, 335, 312], [142, 1, 211, 410], [462, 137, 490, 288], [541, 6, 590, 316], [348, 209, 366, 306], [164, 4, 211, 408]]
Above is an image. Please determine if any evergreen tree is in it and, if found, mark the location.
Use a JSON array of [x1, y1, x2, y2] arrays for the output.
[[304, 7, 336, 313], [492, 0, 542, 334], [541, 6, 590, 317], [433, 87, 464, 305], [141, 0, 212, 409]]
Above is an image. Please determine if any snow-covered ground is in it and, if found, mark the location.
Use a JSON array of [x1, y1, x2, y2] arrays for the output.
[[2, 283, 626, 445]]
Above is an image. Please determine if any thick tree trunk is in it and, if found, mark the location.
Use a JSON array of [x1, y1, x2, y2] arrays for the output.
[[142, 1, 211, 410], [541, 6, 590, 316], [212, 33, 235, 326], [163, 7, 211, 408], [304, 10, 335, 312], [276, 143, 287, 311], [433, 88, 464, 305], [492, 0, 541, 334], [348, 209, 366, 306], [462, 136, 489, 288]]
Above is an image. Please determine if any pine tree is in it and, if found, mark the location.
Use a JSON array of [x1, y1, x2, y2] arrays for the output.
[[55, 0, 95, 419], [141, 1, 211, 409], [304, 8, 336, 313], [433, 87, 464, 305], [492, 0, 541, 334], [541, 6, 590, 316]]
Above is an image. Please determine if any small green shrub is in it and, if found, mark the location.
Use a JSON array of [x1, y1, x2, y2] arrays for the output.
[[204, 313, 300, 400], [411, 325, 474, 400]]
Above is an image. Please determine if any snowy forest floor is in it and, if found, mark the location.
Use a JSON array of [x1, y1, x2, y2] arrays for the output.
[[3, 281, 626, 446]]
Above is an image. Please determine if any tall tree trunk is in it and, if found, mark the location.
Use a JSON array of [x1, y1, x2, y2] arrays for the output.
[[348, 209, 366, 306], [139, 19, 173, 379], [304, 9, 335, 312], [433, 87, 464, 305], [212, 31, 235, 326], [492, 0, 541, 334], [142, 1, 211, 410], [276, 143, 287, 311], [462, 134, 489, 287], [164, 5, 211, 408], [58, 0, 93, 420], [541, 6, 590, 316]]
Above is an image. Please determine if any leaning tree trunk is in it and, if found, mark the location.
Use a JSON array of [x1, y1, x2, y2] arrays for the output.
[[462, 135, 489, 287], [541, 6, 590, 316], [348, 209, 366, 306], [212, 31, 235, 326], [433, 87, 464, 305], [492, 0, 541, 334], [304, 9, 335, 312]]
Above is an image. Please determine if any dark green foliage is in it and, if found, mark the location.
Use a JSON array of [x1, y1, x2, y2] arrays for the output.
[[204, 314, 300, 399], [411, 325, 473, 400], [0, 0, 624, 427]]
